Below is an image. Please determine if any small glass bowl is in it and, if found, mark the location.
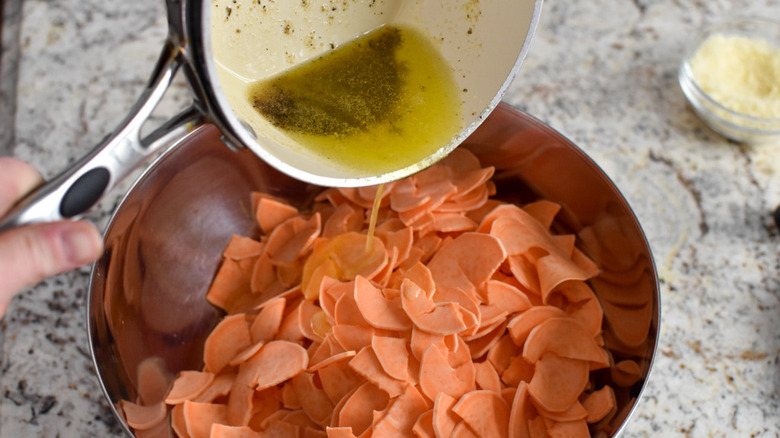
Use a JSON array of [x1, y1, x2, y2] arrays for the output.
[[679, 16, 780, 144]]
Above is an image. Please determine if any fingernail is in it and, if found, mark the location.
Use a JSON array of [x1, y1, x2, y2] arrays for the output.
[[60, 225, 101, 266]]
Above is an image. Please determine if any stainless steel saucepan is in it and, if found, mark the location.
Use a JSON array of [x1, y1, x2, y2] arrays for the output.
[[0, 0, 542, 231]]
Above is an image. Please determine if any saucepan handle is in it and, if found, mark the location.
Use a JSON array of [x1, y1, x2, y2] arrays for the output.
[[0, 40, 203, 233]]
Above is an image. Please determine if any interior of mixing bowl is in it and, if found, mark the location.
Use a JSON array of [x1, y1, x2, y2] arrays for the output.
[[205, 0, 541, 185], [88, 103, 659, 437]]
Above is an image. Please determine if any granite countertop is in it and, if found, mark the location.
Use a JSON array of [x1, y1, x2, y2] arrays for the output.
[[1, 0, 778, 436]]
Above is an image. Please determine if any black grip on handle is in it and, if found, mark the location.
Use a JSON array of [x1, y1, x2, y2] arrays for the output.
[[60, 167, 110, 218]]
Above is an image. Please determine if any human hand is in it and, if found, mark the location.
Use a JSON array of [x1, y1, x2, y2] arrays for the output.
[[0, 157, 103, 317]]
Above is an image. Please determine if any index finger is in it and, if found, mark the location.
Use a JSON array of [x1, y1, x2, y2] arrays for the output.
[[0, 157, 44, 214]]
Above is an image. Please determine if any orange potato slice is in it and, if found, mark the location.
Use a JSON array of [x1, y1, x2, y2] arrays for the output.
[[226, 379, 254, 426], [371, 336, 410, 381], [501, 355, 534, 388], [535, 253, 593, 300], [292, 372, 335, 427], [582, 385, 617, 424], [485, 280, 533, 315], [265, 214, 321, 268], [474, 361, 502, 393], [353, 276, 412, 331], [533, 399, 588, 423], [409, 302, 467, 336], [255, 196, 299, 234], [302, 232, 388, 300], [206, 258, 251, 312], [507, 381, 532, 438], [348, 346, 406, 398], [413, 409, 436, 438], [249, 297, 286, 344], [204, 314, 252, 374], [450, 421, 481, 438], [487, 334, 521, 375], [418, 344, 473, 401], [522, 317, 609, 366], [171, 403, 189, 438], [506, 305, 566, 348], [323, 203, 364, 239], [133, 416, 174, 438], [372, 385, 429, 437], [318, 360, 366, 405], [182, 401, 228, 438], [527, 352, 589, 413], [521, 200, 561, 229], [193, 372, 236, 403], [428, 233, 506, 294], [325, 426, 358, 438], [210, 423, 264, 438], [337, 382, 390, 435], [165, 371, 215, 405], [432, 393, 460, 438], [452, 390, 510, 438], [544, 418, 590, 438], [236, 340, 308, 391], [223, 235, 266, 260]]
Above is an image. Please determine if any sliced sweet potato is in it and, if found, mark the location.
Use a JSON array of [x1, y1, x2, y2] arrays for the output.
[[206, 259, 251, 311], [249, 297, 286, 344], [353, 276, 412, 331], [292, 372, 335, 427], [210, 423, 264, 438], [371, 335, 410, 381], [182, 401, 228, 438], [237, 340, 308, 391], [223, 235, 265, 260], [428, 233, 507, 294], [204, 314, 252, 374], [582, 385, 617, 424], [527, 352, 589, 413], [337, 382, 390, 435], [474, 361, 502, 393], [507, 381, 532, 438], [413, 409, 436, 438], [419, 344, 472, 401], [325, 426, 358, 438], [348, 346, 406, 398], [165, 371, 215, 405], [452, 390, 510, 438], [255, 197, 299, 235], [506, 306, 566, 348], [372, 384, 429, 437], [193, 373, 236, 403], [522, 317, 609, 367]]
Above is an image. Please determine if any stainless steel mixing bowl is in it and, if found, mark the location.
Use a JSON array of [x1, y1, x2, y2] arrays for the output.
[[88, 103, 660, 437]]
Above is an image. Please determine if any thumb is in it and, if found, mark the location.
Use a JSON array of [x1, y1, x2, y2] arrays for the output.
[[0, 220, 103, 304]]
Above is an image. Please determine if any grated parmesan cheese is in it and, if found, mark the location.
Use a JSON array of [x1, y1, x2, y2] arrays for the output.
[[690, 33, 780, 119]]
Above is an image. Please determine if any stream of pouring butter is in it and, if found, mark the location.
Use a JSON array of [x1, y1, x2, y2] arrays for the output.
[[365, 183, 386, 253]]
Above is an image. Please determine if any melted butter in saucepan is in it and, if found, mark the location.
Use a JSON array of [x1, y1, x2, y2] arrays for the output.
[[211, 1, 464, 177]]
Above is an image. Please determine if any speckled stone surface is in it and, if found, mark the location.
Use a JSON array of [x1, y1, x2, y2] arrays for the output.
[[1, 0, 778, 437]]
